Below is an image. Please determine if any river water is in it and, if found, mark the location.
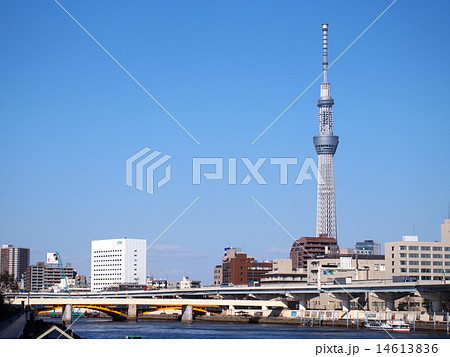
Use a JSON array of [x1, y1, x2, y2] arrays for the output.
[[59, 319, 448, 339]]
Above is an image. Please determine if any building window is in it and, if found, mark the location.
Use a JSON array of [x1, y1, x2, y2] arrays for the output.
[[421, 254, 431, 258], [421, 261, 431, 266], [409, 261, 419, 266], [421, 268, 431, 273], [445, 254, 450, 259], [433, 261, 443, 266], [392, 254, 395, 258], [433, 276, 443, 281], [433, 269, 443, 273], [421, 276, 431, 280], [400, 253, 407, 258], [400, 261, 407, 266], [400, 246, 407, 251], [433, 254, 442, 259], [409, 246, 419, 251], [421, 246, 431, 251], [409, 268, 419, 273], [445, 247, 450, 252], [409, 253, 419, 258], [433, 247, 443, 251], [400, 268, 407, 273]]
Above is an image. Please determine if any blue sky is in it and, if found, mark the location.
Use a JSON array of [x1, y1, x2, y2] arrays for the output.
[[1, 1, 449, 285]]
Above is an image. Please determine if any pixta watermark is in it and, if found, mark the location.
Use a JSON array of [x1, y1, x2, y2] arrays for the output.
[[126, 147, 319, 195]]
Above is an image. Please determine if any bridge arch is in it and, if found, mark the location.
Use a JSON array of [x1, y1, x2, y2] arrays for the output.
[[36, 304, 128, 321]]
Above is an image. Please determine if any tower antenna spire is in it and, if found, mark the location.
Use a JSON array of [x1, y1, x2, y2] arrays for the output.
[[322, 23, 328, 82]]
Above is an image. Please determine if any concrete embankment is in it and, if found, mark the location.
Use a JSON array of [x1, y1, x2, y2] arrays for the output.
[[0, 312, 32, 338]]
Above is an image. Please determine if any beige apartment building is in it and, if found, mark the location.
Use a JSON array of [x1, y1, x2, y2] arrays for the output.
[[385, 218, 450, 282], [307, 254, 386, 283]]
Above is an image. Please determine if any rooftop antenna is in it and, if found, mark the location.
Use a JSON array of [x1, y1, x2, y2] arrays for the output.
[[322, 23, 328, 83]]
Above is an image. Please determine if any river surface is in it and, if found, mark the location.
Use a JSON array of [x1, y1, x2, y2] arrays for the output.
[[53, 318, 448, 339]]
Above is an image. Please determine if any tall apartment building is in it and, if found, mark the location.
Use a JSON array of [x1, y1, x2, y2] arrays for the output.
[[91, 238, 147, 291], [385, 219, 450, 282], [214, 248, 272, 286], [0, 244, 30, 282], [290, 234, 339, 269], [24, 262, 77, 292], [355, 240, 381, 255]]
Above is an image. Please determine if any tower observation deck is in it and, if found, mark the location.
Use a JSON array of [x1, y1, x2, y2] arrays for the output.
[[313, 23, 339, 239]]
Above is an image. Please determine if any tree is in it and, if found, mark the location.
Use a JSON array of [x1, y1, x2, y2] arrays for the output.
[[0, 271, 18, 293]]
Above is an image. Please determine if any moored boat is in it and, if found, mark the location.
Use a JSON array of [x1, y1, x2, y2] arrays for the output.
[[366, 322, 392, 331], [366, 320, 410, 332], [390, 320, 410, 332]]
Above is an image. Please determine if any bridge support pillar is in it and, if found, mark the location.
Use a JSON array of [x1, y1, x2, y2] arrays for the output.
[[333, 293, 351, 312], [385, 298, 395, 311], [127, 304, 137, 320], [375, 292, 408, 312], [432, 299, 442, 313], [420, 292, 450, 313], [298, 298, 307, 310], [289, 293, 318, 310], [62, 304, 72, 325], [181, 305, 193, 324]]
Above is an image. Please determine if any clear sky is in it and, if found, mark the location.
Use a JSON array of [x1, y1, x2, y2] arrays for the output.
[[1, 1, 449, 285]]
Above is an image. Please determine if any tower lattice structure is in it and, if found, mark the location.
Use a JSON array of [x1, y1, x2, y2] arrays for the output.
[[313, 24, 339, 239]]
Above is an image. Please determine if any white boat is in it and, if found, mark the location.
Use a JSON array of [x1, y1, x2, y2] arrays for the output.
[[390, 320, 410, 332], [366, 320, 410, 332], [366, 322, 392, 331]]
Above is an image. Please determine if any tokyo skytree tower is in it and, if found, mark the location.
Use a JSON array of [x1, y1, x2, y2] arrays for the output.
[[313, 24, 339, 239]]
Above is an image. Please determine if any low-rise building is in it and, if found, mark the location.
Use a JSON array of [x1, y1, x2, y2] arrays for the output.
[[215, 247, 272, 286], [147, 279, 180, 290], [260, 259, 307, 285], [355, 240, 381, 255], [180, 276, 201, 289], [307, 254, 386, 283]]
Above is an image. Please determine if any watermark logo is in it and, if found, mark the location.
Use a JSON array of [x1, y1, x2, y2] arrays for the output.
[[126, 148, 319, 195], [193, 157, 318, 185], [126, 147, 172, 195]]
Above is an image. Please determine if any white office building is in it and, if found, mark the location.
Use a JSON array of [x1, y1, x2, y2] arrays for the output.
[[91, 238, 147, 291]]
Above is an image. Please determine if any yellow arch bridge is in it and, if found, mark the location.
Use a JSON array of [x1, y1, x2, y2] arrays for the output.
[[37, 304, 220, 320]]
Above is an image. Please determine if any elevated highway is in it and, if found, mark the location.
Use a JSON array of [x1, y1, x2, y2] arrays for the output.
[[6, 280, 450, 322]]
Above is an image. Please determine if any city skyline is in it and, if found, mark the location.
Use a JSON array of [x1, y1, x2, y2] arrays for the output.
[[1, 1, 449, 285]]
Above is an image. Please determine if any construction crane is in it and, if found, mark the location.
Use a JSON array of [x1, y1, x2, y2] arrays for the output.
[[55, 252, 69, 293]]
